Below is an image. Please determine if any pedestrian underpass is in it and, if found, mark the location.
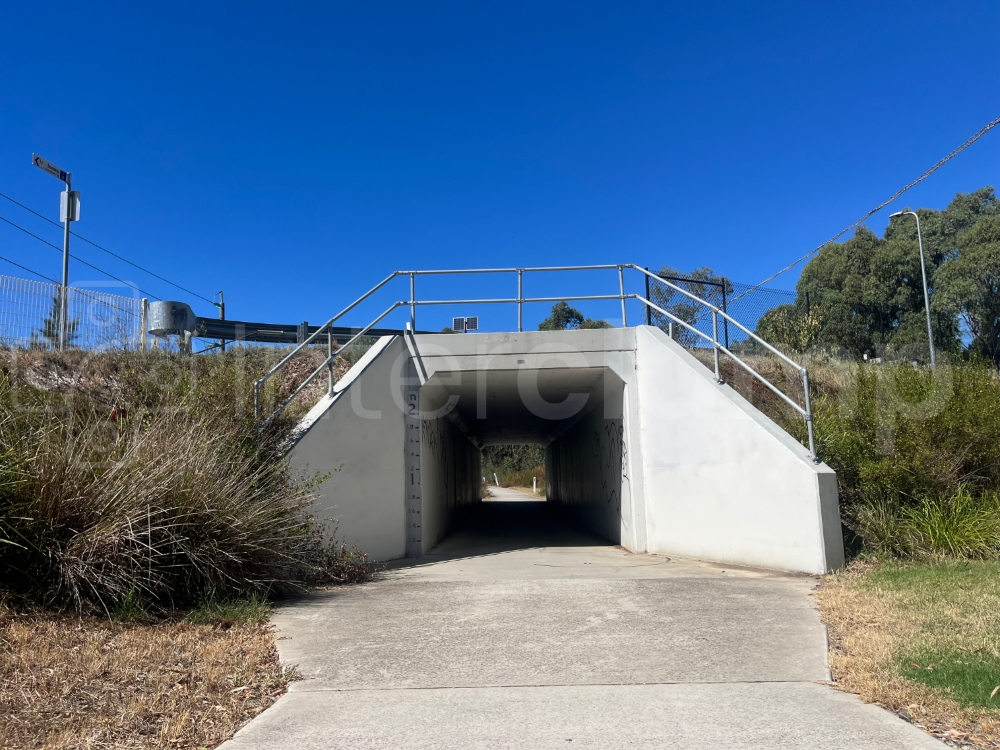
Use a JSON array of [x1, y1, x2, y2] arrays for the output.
[[285, 325, 844, 574]]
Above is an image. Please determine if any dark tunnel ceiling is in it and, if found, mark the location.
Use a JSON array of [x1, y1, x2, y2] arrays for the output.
[[423, 367, 622, 445]]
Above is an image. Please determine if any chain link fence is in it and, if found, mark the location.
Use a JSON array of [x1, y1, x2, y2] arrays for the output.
[[644, 273, 796, 350], [0, 274, 144, 350]]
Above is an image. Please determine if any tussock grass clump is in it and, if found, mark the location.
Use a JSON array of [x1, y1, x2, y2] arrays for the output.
[[0, 347, 368, 614]]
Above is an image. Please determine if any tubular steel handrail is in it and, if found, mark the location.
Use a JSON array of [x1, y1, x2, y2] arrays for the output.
[[252, 264, 817, 460]]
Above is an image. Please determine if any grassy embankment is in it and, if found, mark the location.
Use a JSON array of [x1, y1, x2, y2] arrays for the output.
[[712, 349, 1000, 744], [0, 345, 374, 748]]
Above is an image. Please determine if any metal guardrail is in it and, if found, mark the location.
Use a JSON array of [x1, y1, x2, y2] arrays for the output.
[[252, 264, 817, 460]]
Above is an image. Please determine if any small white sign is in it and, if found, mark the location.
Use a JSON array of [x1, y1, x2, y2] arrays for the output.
[[60, 190, 81, 222], [32, 153, 69, 182]]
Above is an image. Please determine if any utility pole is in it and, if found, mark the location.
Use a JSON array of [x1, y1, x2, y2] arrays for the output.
[[217, 291, 226, 352], [32, 154, 80, 349]]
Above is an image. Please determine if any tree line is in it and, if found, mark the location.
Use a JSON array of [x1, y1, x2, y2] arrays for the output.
[[756, 187, 999, 366]]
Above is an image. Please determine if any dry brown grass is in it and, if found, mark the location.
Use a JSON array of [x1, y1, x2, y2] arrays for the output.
[[0, 603, 293, 749], [817, 561, 1000, 748]]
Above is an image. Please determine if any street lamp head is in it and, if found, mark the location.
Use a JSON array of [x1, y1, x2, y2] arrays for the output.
[[889, 211, 904, 218]]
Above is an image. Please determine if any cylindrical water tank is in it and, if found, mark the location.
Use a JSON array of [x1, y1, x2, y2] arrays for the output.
[[147, 300, 197, 336]]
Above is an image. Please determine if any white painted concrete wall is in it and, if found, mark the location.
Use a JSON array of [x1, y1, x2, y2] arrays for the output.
[[419, 387, 481, 554], [546, 375, 635, 548], [634, 325, 844, 574], [287, 337, 407, 562]]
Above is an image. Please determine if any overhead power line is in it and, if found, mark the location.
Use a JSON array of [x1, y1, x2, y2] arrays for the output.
[[0, 190, 215, 305], [0, 251, 58, 283], [732, 115, 1000, 302], [0, 213, 160, 300]]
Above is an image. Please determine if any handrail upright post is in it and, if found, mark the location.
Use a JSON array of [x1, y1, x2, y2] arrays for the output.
[[712, 310, 722, 382], [327, 327, 334, 396], [517, 269, 523, 332], [644, 269, 650, 326], [802, 368, 817, 461], [618, 265, 627, 327], [409, 272, 416, 330], [722, 281, 729, 350]]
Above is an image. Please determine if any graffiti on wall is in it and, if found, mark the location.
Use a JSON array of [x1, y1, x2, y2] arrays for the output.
[[592, 419, 631, 517], [423, 416, 452, 507]]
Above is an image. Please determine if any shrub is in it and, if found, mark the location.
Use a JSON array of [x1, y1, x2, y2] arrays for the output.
[[0, 347, 368, 614], [482, 444, 545, 489], [739, 355, 1000, 559]]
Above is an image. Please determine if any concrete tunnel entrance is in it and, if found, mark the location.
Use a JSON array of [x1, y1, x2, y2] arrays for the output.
[[288, 328, 844, 574], [418, 364, 631, 554]]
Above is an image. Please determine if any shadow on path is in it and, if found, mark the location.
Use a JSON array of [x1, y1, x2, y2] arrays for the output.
[[386, 500, 609, 570]]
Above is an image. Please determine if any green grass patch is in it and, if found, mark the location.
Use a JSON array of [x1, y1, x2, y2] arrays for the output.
[[852, 561, 1000, 710], [819, 559, 1000, 741], [901, 651, 1000, 708], [111, 589, 153, 623], [184, 594, 271, 627], [861, 559, 1000, 591]]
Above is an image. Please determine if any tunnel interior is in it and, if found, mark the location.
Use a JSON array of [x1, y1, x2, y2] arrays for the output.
[[418, 365, 632, 555]]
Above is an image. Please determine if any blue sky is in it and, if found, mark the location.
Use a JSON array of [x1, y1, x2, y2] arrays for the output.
[[1, 1, 997, 333]]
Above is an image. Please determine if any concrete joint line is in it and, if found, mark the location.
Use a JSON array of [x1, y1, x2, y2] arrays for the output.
[[288, 678, 827, 694]]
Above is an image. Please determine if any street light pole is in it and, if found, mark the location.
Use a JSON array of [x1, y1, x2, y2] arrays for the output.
[[890, 210, 936, 368]]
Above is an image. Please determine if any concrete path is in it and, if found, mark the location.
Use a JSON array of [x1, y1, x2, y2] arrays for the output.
[[222, 503, 942, 749], [485, 485, 541, 502]]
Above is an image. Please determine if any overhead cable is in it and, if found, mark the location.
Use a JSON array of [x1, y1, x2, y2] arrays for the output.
[[0, 213, 160, 300], [731, 114, 1000, 302], [0, 251, 58, 283], [0, 190, 215, 305]]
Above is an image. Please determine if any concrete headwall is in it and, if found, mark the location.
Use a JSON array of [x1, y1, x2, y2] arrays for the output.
[[287, 336, 407, 562], [634, 326, 844, 574]]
